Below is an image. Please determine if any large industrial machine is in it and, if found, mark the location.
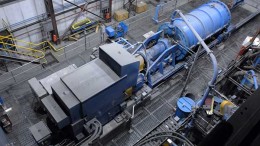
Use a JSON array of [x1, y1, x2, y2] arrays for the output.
[[27, 0, 259, 145], [160, 36, 260, 145]]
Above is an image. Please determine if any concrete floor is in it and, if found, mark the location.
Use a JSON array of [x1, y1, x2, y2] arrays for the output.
[[0, 0, 259, 145]]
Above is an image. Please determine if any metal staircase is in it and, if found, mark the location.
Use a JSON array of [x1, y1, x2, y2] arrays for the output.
[[0, 20, 45, 64], [0, 48, 43, 64], [0, 35, 46, 64]]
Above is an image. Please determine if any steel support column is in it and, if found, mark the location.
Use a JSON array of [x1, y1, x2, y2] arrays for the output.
[[108, 0, 112, 22], [45, 0, 60, 44]]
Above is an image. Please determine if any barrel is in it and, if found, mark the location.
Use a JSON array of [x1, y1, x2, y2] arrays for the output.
[[175, 97, 195, 119], [174, 0, 231, 48]]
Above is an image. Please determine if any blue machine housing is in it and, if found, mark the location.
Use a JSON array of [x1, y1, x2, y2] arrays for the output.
[[240, 70, 259, 90], [133, 31, 182, 87], [131, 1, 232, 87], [106, 22, 128, 38], [106, 26, 116, 37], [253, 55, 260, 67], [0, 96, 3, 105]]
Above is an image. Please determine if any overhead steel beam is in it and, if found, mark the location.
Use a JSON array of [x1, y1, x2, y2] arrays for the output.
[[0, 0, 17, 5], [60, 1, 90, 40], [10, 0, 100, 33], [64, 0, 105, 20], [108, 0, 112, 22], [45, 0, 60, 44]]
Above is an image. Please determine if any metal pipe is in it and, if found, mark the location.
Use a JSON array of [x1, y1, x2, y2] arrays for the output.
[[247, 70, 259, 90], [176, 10, 218, 107], [232, 70, 247, 77], [131, 104, 136, 119], [249, 51, 260, 58], [251, 47, 260, 50], [228, 77, 253, 95]]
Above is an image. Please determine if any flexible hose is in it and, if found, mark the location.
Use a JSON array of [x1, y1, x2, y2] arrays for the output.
[[176, 10, 219, 107]]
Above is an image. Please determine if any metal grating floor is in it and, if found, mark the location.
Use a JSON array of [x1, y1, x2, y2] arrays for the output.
[[109, 0, 260, 145], [0, 0, 258, 145]]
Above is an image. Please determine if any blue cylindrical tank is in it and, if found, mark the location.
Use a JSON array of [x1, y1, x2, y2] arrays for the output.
[[175, 97, 195, 119], [174, 0, 231, 47], [159, 1, 231, 60]]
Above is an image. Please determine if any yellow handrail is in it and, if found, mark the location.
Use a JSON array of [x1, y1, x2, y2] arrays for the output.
[[0, 47, 47, 64], [0, 35, 64, 52], [0, 35, 47, 63], [0, 48, 43, 59], [1, 42, 45, 56]]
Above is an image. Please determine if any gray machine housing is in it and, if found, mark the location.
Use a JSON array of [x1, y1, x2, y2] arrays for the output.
[[29, 43, 139, 143]]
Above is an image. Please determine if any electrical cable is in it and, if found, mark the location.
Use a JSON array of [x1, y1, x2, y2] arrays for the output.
[[135, 131, 194, 146], [136, 135, 192, 146]]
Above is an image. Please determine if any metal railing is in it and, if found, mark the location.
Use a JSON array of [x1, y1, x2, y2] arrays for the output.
[[0, 0, 186, 92], [0, 32, 101, 91], [0, 35, 63, 52]]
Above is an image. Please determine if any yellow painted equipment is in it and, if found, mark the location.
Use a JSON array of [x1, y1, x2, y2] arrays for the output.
[[71, 18, 98, 34], [125, 87, 133, 99], [68, 18, 99, 41], [135, 54, 145, 71], [72, 18, 92, 30], [220, 100, 234, 115]]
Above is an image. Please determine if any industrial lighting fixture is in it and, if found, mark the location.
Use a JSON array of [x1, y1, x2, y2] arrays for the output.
[[5, 107, 12, 113]]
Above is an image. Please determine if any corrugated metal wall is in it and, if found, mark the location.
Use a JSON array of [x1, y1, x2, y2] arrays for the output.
[[0, 0, 123, 43]]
